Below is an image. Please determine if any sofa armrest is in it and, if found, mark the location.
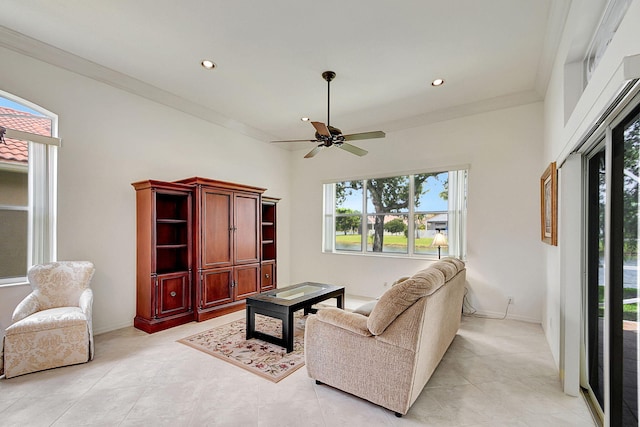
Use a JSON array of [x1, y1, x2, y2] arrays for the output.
[[316, 308, 372, 337], [12, 293, 40, 323]]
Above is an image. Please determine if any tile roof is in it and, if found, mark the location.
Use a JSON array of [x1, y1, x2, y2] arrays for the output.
[[0, 106, 52, 165]]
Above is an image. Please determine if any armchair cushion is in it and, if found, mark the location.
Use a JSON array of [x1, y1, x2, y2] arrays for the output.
[[367, 268, 445, 335], [27, 261, 95, 310], [6, 307, 87, 335]]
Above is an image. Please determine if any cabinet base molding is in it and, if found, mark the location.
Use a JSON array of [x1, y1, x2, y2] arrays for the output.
[[195, 300, 246, 322], [134, 312, 194, 334]]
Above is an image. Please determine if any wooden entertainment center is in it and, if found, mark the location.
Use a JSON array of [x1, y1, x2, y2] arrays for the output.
[[132, 177, 279, 333]]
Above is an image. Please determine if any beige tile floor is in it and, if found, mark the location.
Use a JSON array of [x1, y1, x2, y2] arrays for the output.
[[0, 299, 596, 427]]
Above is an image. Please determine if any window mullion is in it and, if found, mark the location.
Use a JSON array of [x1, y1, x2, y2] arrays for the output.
[[408, 175, 415, 256], [362, 180, 367, 253]]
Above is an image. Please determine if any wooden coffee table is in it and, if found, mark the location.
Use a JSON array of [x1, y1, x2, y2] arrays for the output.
[[246, 282, 345, 352]]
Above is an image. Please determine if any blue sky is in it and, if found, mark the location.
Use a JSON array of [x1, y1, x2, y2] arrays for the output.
[[337, 174, 448, 213], [0, 97, 45, 116]]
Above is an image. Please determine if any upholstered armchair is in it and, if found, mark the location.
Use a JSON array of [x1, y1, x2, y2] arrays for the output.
[[1, 261, 95, 378]]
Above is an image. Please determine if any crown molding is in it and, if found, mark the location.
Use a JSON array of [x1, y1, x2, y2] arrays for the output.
[[0, 26, 276, 142], [535, 0, 572, 97], [378, 90, 543, 134]]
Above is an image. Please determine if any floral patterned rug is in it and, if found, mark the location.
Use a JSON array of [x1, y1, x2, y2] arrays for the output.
[[177, 314, 306, 383]]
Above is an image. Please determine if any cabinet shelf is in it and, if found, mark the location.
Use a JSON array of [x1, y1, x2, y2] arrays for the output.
[[132, 179, 194, 333], [157, 244, 188, 249], [156, 268, 190, 275]]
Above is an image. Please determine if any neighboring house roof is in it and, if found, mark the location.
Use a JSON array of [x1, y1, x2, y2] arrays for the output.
[[0, 106, 52, 165], [426, 213, 448, 223]]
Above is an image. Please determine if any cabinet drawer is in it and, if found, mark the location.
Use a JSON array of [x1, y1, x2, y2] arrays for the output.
[[156, 272, 191, 318], [261, 261, 275, 291]]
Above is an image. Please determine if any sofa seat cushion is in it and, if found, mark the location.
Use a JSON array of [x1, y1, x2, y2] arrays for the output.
[[6, 307, 87, 335], [367, 268, 445, 335], [353, 300, 377, 316]]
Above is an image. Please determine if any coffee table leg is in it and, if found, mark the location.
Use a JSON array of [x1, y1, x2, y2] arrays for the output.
[[246, 305, 255, 340], [337, 291, 344, 309], [283, 310, 295, 352]]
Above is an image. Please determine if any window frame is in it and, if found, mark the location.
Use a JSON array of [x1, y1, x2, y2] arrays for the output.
[[323, 167, 468, 260], [0, 91, 58, 286]]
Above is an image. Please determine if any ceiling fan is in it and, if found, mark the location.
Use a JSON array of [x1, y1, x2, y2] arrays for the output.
[[271, 71, 385, 158]]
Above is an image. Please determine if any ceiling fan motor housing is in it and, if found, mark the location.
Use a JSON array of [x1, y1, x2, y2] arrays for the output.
[[315, 125, 344, 145]]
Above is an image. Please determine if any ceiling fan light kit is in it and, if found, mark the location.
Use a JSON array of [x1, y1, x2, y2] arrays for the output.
[[271, 71, 385, 158]]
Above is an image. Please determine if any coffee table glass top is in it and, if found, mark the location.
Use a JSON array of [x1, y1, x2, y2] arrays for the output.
[[273, 284, 324, 300], [249, 282, 341, 305]]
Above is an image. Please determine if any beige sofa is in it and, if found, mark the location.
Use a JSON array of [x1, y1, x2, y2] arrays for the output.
[[304, 257, 465, 416]]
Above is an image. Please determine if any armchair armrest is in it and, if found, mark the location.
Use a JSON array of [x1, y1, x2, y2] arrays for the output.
[[12, 293, 40, 323], [78, 288, 93, 315], [316, 308, 372, 337]]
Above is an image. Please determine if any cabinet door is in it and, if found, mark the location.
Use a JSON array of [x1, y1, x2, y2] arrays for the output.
[[200, 267, 234, 309], [234, 193, 260, 265], [156, 272, 191, 318], [234, 263, 260, 300], [261, 261, 275, 291], [201, 189, 233, 268]]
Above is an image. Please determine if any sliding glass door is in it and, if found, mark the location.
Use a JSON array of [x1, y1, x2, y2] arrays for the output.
[[586, 101, 639, 427], [612, 104, 639, 426], [587, 144, 606, 418]]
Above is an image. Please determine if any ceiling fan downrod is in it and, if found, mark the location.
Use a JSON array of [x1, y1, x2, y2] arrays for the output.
[[322, 71, 335, 128]]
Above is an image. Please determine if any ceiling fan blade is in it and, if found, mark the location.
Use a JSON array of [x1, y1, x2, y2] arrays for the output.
[[343, 131, 386, 141], [311, 121, 331, 137], [339, 143, 368, 157], [304, 145, 323, 158], [270, 139, 317, 143]]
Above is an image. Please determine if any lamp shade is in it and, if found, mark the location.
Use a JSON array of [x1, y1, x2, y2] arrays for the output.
[[431, 231, 448, 247]]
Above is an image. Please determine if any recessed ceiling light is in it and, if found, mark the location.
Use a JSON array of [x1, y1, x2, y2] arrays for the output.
[[201, 60, 216, 70], [431, 78, 445, 87], [301, 117, 310, 122]]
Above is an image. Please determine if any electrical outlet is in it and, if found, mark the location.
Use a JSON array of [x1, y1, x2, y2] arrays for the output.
[[508, 296, 514, 305], [383, 281, 388, 287]]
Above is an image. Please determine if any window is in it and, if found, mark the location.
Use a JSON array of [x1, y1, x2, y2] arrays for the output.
[[323, 168, 467, 259], [583, 0, 632, 84], [0, 93, 58, 285]]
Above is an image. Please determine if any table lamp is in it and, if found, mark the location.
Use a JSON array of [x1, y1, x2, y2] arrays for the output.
[[431, 230, 448, 259]]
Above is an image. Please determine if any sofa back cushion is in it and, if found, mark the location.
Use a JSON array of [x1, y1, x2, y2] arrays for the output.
[[367, 268, 446, 335], [428, 261, 458, 281]]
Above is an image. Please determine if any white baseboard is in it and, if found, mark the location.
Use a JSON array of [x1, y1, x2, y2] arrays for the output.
[[94, 320, 134, 336], [464, 309, 541, 324]]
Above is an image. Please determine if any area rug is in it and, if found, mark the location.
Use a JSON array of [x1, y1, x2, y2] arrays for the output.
[[177, 314, 306, 383]]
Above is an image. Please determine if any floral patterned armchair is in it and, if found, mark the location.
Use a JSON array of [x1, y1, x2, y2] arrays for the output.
[[1, 261, 95, 378]]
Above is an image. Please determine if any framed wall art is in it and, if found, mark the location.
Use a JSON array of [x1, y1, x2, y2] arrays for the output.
[[540, 162, 557, 246]]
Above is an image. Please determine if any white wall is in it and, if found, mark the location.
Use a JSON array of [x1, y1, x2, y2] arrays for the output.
[[289, 102, 545, 322], [0, 46, 292, 335], [542, 0, 640, 366]]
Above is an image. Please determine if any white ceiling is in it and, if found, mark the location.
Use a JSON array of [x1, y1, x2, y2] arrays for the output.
[[0, 1, 570, 145]]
